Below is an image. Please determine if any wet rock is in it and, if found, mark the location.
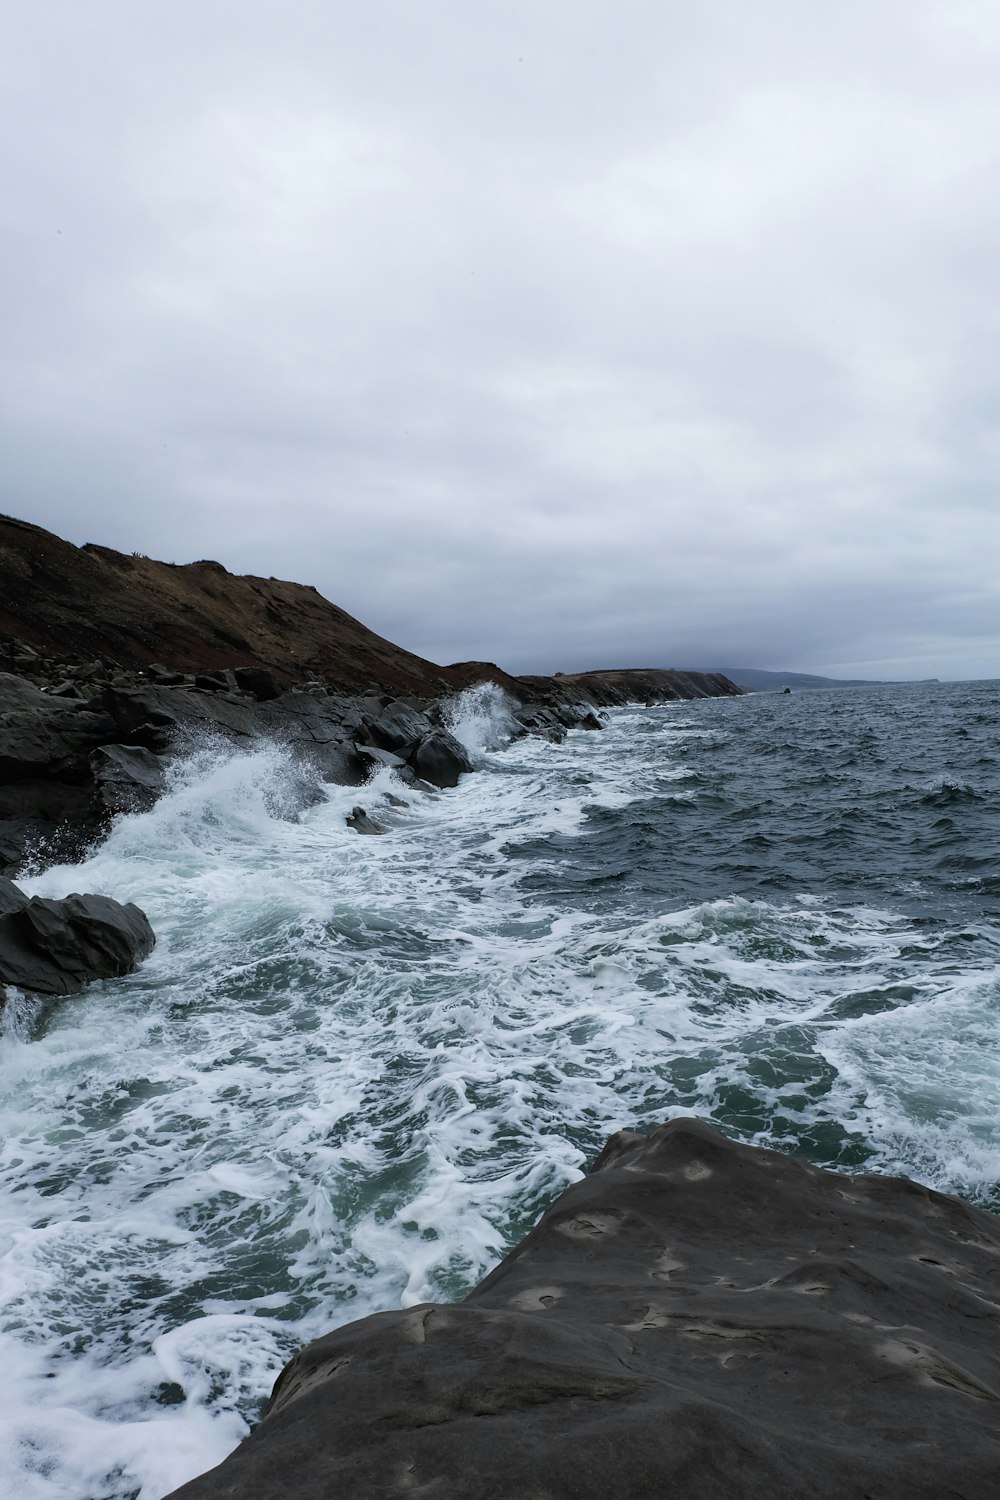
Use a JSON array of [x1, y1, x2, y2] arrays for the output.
[[0, 815, 96, 874], [101, 684, 259, 748], [355, 743, 407, 772], [0, 880, 155, 997], [166, 1118, 1000, 1500], [299, 739, 369, 788], [90, 744, 168, 816], [408, 729, 473, 788], [346, 806, 384, 836], [366, 701, 431, 755]]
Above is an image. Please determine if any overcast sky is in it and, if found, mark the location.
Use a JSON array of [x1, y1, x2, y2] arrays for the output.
[[2, 2, 998, 678]]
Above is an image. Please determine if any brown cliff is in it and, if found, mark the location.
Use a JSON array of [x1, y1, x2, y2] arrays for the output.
[[0, 514, 743, 706], [0, 514, 458, 697]]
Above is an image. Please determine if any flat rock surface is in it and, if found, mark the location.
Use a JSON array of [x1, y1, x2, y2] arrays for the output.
[[166, 1118, 1000, 1499]]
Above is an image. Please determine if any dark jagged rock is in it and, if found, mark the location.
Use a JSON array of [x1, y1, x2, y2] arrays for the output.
[[346, 805, 385, 836], [0, 878, 155, 997], [167, 1119, 1000, 1500], [355, 743, 407, 772], [0, 876, 25, 916], [409, 729, 474, 789], [232, 666, 283, 701], [90, 744, 168, 815], [297, 738, 369, 788], [366, 700, 433, 755]]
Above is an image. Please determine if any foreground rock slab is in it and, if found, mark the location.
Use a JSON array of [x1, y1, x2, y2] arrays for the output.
[[0, 876, 155, 997], [166, 1118, 1000, 1500]]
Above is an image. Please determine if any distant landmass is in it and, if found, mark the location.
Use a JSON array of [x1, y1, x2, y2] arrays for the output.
[[715, 667, 940, 693]]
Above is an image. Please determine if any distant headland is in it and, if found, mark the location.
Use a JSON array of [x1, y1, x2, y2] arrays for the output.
[[718, 666, 941, 693]]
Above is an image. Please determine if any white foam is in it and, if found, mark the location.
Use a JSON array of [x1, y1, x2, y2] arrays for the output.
[[443, 682, 517, 759], [819, 974, 1000, 1197]]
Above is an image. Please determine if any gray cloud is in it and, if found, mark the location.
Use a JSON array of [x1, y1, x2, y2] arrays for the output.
[[2, 0, 998, 678]]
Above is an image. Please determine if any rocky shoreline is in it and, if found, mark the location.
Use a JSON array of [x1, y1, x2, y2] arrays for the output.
[[0, 514, 743, 883], [0, 642, 706, 878]]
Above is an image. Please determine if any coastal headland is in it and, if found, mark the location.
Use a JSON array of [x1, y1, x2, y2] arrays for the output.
[[0, 512, 741, 876]]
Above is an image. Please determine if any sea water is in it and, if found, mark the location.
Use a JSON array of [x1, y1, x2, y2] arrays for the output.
[[1, 679, 998, 1498]]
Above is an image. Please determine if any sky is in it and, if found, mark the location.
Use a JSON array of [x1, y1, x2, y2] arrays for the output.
[[2, 1, 999, 680]]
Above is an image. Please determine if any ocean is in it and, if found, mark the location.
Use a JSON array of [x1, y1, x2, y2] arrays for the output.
[[1, 679, 998, 1499]]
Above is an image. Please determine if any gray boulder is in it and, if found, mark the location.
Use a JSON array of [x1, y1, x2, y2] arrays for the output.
[[0, 878, 155, 997], [409, 729, 473, 788], [166, 1118, 1000, 1500]]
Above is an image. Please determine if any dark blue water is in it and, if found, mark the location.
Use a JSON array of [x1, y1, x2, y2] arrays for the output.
[[515, 681, 1000, 920]]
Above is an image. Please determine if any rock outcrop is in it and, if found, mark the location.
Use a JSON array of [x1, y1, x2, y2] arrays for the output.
[[549, 666, 743, 704], [166, 1119, 1000, 1500], [0, 876, 154, 997]]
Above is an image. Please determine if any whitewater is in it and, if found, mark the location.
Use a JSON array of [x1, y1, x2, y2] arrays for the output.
[[1, 680, 999, 1499]]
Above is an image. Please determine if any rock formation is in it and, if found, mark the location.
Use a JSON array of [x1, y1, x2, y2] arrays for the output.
[[166, 1118, 1000, 1500], [0, 876, 154, 997]]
